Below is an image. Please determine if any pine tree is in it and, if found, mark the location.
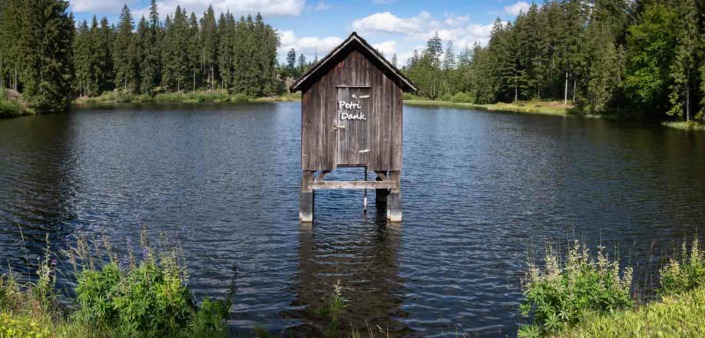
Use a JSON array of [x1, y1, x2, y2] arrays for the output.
[[297, 53, 307, 74], [668, 0, 698, 121], [73, 20, 91, 96], [624, 3, 678, 115], [114, 5, 135, 92], [200, 5, 218, 90], [97, 17, 114, 93], [20, 0, 75, 113], [217, 12, 234, 90], [443, 41, 456, 71], [139, 0, 161, 93], [286, 48, 297, 77], [188, 12, 201, 91], [0, 0, 24, 91]]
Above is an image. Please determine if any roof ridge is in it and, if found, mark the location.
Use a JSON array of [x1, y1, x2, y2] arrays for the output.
[[290, 32, 417, 93]]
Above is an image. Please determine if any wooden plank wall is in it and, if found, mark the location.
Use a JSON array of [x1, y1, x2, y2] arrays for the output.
[[301, 50, 402, 171]]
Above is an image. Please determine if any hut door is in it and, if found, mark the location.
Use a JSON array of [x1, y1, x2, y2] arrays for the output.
[[335, 87, 371, 167]]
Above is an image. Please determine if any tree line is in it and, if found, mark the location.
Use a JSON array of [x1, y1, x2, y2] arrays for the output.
[[0, 0, 280, 113], [404, 0, 705, 121]]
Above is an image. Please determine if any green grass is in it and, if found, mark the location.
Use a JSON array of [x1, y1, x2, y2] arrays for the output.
[[403, 99, 572, 116], [661, 120, 705, 131], [561, 286, 705, 337], [519, 238, 705, 337], [74, 90, 301, 105]]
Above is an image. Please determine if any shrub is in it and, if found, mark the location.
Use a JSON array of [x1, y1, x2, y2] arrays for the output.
[[69, 231, 232, 337], [659, 239, 705, 296], [450, 92, 473, 103], [518, 241, 633, 337], [440, 93, 453, 102], [230, 93, 251, 103]]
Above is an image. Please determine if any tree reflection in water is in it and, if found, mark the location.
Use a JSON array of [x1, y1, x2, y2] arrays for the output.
[[284, 205, 412, 337]]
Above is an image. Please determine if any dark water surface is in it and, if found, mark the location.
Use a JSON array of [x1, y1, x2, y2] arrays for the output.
[[1, 102, 705, 336]]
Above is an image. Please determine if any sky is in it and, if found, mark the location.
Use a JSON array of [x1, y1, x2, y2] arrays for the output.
[[69, 0, 531, 66]]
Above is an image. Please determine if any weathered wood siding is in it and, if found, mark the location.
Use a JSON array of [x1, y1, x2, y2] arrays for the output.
[[301, 50, 402, 171]]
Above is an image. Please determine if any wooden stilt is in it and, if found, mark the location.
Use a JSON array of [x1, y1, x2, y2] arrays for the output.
[[375, 170, 390, 203], [387, 171, 402, 222], [363, 167, 368, 213], [300, 171, 314, 222]]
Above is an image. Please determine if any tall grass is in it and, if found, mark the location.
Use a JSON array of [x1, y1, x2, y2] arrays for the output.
[[0, 227, 233, 337], [518, 241, 633, 337], [520, 238, 705, 337]]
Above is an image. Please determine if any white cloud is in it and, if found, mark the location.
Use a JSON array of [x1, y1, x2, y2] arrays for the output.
[[131, 0, 305, 20], [372, 41, 397, 56], [504, 1, 530, 16], [349, 11, 496, 67], [279, 30, 343, 57], [71, 0, 139, 14], [313, 1, 329, 11], [352, 12, 425, 34]]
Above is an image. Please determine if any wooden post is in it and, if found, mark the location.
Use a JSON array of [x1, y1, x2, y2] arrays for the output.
[[387, 171, 402, 222], [363, 167, 368, 213], [300, 171, 314, 222], [375, 171, 389, 203]]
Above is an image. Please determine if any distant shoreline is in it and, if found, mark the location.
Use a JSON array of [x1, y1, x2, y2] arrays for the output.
[[403, 99, 705, 131], [72, 90, 301, 105]]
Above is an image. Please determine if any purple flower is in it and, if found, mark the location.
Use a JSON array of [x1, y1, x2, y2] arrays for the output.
[[119, 257, 128, 270], [142, 247, 149, 260]]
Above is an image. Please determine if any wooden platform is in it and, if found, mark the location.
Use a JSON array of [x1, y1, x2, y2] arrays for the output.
[[299, 170, 402, 223]]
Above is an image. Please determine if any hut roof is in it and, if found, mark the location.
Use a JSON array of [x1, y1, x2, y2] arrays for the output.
[[290, 32, 417, 93]]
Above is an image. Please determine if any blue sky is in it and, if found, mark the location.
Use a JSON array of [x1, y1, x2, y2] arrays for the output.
[[70, 0, 530, 66]]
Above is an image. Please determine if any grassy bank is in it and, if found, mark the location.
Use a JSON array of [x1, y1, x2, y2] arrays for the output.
[[519, 239, 705, 337], [403, 98, 705, 130], [0, 228, 232, 337], [0, 89, 32, 118], [73, 90, 300, 105], [561, 286, 705, 337], [661, 120, 705, 131], [404, 99, 573, 116]]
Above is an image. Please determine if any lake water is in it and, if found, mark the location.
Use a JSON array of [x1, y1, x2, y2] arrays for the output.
[[1, 102, 705, 337]]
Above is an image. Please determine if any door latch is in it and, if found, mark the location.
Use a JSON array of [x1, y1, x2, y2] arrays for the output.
[[333, 123, 345, 130]]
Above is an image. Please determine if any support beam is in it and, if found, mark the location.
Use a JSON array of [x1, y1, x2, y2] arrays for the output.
[[309, 180, 397, 190], [299, 171, 314, 222], [375, 171, 390, 203], [387, 171, 402, 222]]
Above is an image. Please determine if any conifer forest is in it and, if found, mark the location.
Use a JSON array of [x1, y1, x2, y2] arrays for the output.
[[1, 0, 704, 122]]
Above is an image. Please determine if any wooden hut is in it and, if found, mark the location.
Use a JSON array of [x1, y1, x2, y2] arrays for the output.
[[291, 32, 417, 222]]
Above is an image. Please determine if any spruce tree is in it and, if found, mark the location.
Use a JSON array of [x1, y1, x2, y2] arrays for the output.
[[114, 5, 135, 92], [668, 0, 698, 121], [200, 6, 218, 90], [20, 0, 75, 113]]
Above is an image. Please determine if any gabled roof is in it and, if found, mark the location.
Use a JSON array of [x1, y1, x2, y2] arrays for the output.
[[290, 32, 417, 93]]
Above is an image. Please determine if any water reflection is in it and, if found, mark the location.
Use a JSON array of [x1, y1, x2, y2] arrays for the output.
[[0, 115, 77, 279], [286, 206, 409, 336]]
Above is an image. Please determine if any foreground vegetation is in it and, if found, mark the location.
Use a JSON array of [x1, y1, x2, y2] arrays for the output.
[[0, 229, 232, 337], [520, 239, 705, 337]]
